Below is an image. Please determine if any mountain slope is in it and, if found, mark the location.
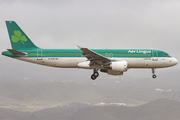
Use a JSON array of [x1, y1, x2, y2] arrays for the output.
[[0, 82, 143, 112], [0, 98, 179, 120], [72, 98, 180, 120]]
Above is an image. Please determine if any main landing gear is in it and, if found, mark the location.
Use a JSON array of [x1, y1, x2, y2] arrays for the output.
[[152, 68, 157, 79], [91, 69, 99, 80]]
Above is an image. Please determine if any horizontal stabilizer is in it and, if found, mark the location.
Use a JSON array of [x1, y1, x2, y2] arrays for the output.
[[7, 49, 27, 56]]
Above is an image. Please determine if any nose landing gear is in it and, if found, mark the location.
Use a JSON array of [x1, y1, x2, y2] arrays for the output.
[[152, 68, 157, 79], [152, 74, 156, 79]]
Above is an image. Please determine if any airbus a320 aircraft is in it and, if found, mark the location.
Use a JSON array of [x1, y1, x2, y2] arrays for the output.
[[2, 21, 178, 80]]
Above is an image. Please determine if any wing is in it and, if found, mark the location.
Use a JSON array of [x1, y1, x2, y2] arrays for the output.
[[77, 46, 111, 66]]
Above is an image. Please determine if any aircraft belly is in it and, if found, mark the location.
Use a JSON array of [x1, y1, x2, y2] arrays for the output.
[[114, 58, 144, 68], [126, 58, 170, 68], [15, 57, 172, 69], [145, 60, 154, 68], [135, 58, 145, 68], [143, 58, 163, 68], [15, 57, 88, 68], [15, 57, 38, 64], [118, 58, 164, 68], [124, 58, 137, 68], [144, 57, 170, 68], [58, 58, 86, 68]]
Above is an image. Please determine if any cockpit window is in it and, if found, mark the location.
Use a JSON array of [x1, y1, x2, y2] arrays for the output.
[[163, 54, 169, 57]]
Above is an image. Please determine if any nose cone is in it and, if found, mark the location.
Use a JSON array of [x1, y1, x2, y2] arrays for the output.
[[172, 58, 178, 66]]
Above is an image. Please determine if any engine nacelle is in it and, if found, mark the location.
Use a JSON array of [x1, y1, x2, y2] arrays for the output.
[[110, 61, 128, 72]]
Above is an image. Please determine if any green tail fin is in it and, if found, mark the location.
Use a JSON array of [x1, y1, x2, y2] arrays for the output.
[[6, 21, 39, 50]]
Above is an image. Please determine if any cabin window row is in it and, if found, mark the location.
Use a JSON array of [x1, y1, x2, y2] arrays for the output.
[[113, 54, 151, 57], [48, 54, 82, 56], [100, 54, 151, 57], [47, 53, 151, 57]]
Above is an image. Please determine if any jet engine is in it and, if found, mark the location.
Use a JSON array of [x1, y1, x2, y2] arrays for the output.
[[104, 60, 128, 72], [110, 60, 128, 72], [101, 60, 128, 75]]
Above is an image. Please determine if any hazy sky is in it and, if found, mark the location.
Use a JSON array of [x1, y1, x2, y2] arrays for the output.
[[0, 0, 179, 80]]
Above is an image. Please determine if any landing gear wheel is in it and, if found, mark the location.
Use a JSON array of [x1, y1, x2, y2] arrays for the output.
[[152, 74, 156, 79], [93, 72, 99, 77], [151, 68, 157, 79], [91, 75, 96, 80], [91, 69, 99, 80]]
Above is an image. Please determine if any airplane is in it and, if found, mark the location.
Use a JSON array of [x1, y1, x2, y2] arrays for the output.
[[2, 21, 178, 80]]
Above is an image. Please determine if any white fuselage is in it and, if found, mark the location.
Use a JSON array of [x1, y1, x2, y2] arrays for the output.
[[16, 56, 178, 69]]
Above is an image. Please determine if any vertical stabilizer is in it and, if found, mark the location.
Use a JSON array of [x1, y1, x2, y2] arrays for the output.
[[6, 21, 38, 50]]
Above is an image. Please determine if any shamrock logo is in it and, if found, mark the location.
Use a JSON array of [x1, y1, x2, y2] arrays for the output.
[[11, 30, 27, 44]]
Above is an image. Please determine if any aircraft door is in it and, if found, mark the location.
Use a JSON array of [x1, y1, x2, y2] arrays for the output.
[[152, 51, 158, 61], [37, 50, 43, 60]]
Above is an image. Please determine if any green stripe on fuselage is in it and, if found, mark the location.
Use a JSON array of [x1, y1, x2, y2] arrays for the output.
[[2, 49, 171, 58]]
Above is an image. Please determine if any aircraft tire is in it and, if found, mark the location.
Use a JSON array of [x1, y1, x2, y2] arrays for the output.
[[152, 74, 156, 79], [93, 72, 99, 77], [91, 75, 96, 80]]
